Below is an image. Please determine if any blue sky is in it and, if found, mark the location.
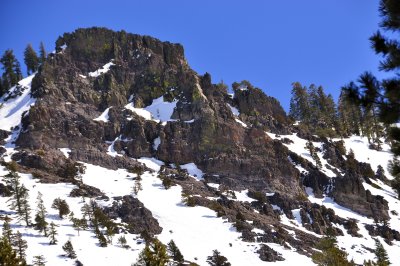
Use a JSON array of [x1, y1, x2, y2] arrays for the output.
[[0, 0, 386, 110]]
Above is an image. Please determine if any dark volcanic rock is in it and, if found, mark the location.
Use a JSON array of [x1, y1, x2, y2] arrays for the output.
[[104, 195, 162, 236], [257, 244, 284, 262], [69, 183, 105, 198]]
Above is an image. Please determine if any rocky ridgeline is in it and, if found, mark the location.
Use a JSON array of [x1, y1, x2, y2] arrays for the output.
[[2, 27, 398, 262]]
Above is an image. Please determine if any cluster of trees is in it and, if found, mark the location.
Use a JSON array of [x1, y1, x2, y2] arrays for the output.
[[312, 231, 391, 266], [1, 217, 28, 265], [289, 82, 384, 149], [133, 237, 230, 266], [0, 42, 46, 97]]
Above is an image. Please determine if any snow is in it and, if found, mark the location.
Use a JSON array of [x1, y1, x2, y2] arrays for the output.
[[88, 61, 115, 78], [79, 74, 87, 79], [235, 118, 248, 128], [227, 103, 240, 116], [266, 132, 338, 178], [0, 74, 36, 131], [207, 183, 220, 189], [0, 164, 144, 266], [106, 136, 123, 157], [125, 96, 177, 123], [94, 107, 111, 122], [135, 159, 315, 266], [153, 137, 161, 151], [233, 190, 256, 203], [59, 148, 71, 158], [337, 136, 394, 179], [180, 163, 204, 181]]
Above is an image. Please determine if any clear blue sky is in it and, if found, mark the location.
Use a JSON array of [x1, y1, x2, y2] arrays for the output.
[[0, 0, 387, 111]]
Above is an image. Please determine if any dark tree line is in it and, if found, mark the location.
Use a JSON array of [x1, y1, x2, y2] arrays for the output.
[[0, 42, 46, 97]]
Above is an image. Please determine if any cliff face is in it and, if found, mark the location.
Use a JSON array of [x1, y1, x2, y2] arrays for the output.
[[17, 27, 300, 197]]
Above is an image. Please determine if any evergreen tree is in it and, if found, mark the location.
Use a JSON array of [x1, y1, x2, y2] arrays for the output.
[[0, 235, 24, 266], [0, 49, 22, 92], [337, 89, 362, 136], [2, 217, 13, 243], [167, 240, 184, 264], [305, 141, 322, 169], [51, 198, 70, 218], [81, 202, 93, 221], [6, 171, 31, 226], [23, 44, 39, 75], [62, 240, 77, 259], [289, 82, 311, 124], [39, 42, 47, 64], [97, 231, 108, 247], [133, 238, 169, 266], [374, 239, 390, 266], [48, 222, 58, 245], [34, 192, 48, 236], [19, 187, 31, 226], [206, 250, 231, 266], [32, 255, 46, 266], [117, 235, 128, 248], [312, 235, 354, 266], [13, 231, 27, 263]]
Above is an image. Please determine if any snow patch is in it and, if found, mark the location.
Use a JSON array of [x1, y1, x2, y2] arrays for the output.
[[180, 163, 204, 181], [88, 61, 115, 77], [59, 148, 71, 158], [94, 107, 111, 122], [125, 96, 177, 123]]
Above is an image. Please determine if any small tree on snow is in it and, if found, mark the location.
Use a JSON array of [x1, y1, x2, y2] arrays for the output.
[[206, 249, 231, 266], [33, 254, 46, 266], [51, 198, 70, 218], [13, 231, 27, 263], [48, 222, 58, 245], [35, 192, 48, 236], [167, 239, 184, 263], [62, 240, 77, 259]]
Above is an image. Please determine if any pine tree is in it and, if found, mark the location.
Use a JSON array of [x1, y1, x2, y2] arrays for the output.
[[338, 89, 362, 136], [39, 42, 47, 64], [7, 171, 31, 226], [34, 192, 48, 236], [81, 202, 93, 221], [305, 141, 322, 169], [0, 49, 22, 92], [0, 235, 24, 266], [48, 222, 58, 245], [133, 238, 169, 266], [62, 240, 77, 259], [289, 82, 311, 124], [206, 250, 231, 266], [312, 235, 354, 266], [97, 231, 108, 247], [32, 255, 46, 266], [23, 44, 39, 75], [117, 235, 128, 248], [51, 198, 70, 218], [374, 239, 390, 266], [2, 217, 13, 243], [13, 231, 27, 263], [167, 240, 184, 264], [19, 187, 31, 226]]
